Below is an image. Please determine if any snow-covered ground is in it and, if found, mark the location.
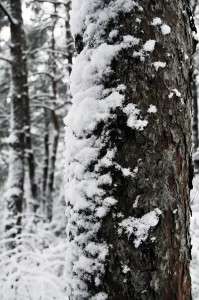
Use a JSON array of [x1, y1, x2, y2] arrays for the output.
[[191, 175, 199, 299]]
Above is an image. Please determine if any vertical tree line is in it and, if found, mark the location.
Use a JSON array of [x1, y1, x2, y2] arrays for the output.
[[0, 0, 74, 239]]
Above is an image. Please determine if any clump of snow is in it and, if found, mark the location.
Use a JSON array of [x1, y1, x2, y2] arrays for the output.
[[152, 61, 166, 71], [161, 24, 171, 35], [118, 208, 161, 248], [4, 133, 18, 145], [148, 105, 157, 113], [91, 292, 108, 300], [109, 29, 119, 39], [168, 89, 181, 99], [151, 17, 162, 26], [133, 195, 141, 208], [143, 40, 156, 52], [184, 53, 188, 60], [122, 265, 130, 273], [123, 104, 148, 130], [70, 0, 142, 42]]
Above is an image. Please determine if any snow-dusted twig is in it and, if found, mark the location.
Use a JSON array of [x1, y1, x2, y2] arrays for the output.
[[0, 3, 18, 26]]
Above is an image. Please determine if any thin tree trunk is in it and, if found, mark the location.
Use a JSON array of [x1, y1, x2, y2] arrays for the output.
[[23, 32, 38, 213], [5, 0, 25, 241], [65, 0, 194, 299], [42, 108, 49, 210], [46, 13, 59, 221], [65, 1, 74, 75]]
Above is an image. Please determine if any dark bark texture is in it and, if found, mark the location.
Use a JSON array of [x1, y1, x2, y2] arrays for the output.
[[65, 1, 74, 75], [74, 0, 194, 299], [192, 79, 198, 153], [5, 0, 27, 243], [6, 0, 25, 233]]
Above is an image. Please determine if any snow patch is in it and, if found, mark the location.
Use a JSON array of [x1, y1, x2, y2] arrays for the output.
[[123, 104, 148, 130], [143, 40, 156, 52], [161, 24, 171, 35], [148, 105, 157, 113], [151, 17, 162, 26], [152, 61, 166, 71], [122, 265, 130, 273], [118, 208, 161, 248], [168, 89, 181, 99]]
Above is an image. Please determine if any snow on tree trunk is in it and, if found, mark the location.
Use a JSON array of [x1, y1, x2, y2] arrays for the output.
[[5, 0, 25, 240], [65, 1, 194, 299], [65, 0, 74, 75], [22, 24, 38, 213]]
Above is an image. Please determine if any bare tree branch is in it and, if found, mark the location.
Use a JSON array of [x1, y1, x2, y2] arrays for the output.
[[29, 72, 54, 79], [0, 2, 18, 25], [31, 0, 70, 5], [0, 56, 12, 64]]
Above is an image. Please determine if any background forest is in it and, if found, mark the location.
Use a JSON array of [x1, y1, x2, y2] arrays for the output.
[[0, 0, 73, 299], [0, 0, 199, 299]]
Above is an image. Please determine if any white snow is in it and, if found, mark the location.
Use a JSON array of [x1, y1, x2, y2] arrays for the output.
[[118, 208, 161, 248], [143, 40, 156, 52], [148, 105, 157, 113], [184, 53, 188, 60], [90, 292, 108, 300], [109, 29, 119, 39], [122, 265, 130, 273], [152, 61, 166, 71], [161, 24, 171, 35], [151, 17, 162, 26], [168, 89, 181, 99], [123, 104, 148, 130], [133, 195, 141, 208]]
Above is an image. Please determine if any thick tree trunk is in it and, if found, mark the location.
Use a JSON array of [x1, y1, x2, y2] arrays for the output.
[[65, 0, 194, 299], [5, 0, 25, 239], [192, 78, 199, 173], [192, 79, 198, 153]]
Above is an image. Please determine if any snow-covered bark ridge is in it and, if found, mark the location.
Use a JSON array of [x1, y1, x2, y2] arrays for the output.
[[65, 0, 193, 298], [65, 1, 158, 298]]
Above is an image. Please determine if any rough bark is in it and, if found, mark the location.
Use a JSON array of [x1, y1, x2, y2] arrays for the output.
[[66, 0, 194, 299], [5, 0, 25, 239], [102, 2, 193, 298], [192, 79, 198, 153]]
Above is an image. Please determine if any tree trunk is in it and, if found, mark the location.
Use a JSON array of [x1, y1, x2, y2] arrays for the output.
[[65, 0, 194, 299], [46, 13, 59, 221], [65, 1, 74, 75], [5, 0, 25, 240], [42, 108, 49, 211], [23, 29, 38, 213], [192, 79, 198, 153]]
